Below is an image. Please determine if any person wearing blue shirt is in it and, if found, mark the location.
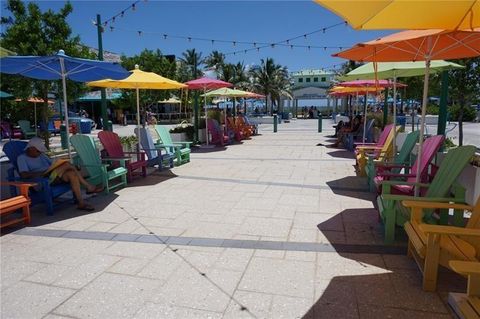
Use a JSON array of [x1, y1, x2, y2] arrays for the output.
[[18, 137, 103, 211]]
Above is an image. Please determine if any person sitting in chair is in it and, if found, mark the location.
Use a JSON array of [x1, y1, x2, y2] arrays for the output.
[[17, 137, 103, 211], [330, 115, 362, 148]]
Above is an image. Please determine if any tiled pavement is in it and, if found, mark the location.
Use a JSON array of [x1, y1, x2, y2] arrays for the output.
[[1, 119, 462, 318]]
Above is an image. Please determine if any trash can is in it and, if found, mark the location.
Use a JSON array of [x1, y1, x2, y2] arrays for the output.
[[80, 120, 92, 134]]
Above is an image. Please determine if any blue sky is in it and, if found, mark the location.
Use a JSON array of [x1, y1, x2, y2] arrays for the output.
[[3, 1, 392, 71]]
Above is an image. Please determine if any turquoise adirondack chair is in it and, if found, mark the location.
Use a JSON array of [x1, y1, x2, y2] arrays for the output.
[[377, 145, 476, 243], [17, 120, 36, 138], [366, 130, 420, 192], [154, 125, 191, 166], [135, 127, 174, 170], [70, 135, 128, 193]]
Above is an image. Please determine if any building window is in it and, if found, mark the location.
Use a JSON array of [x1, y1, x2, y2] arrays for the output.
[[321, 77, 326, 82], [298, 78, 303, 83], [306, 77, 311, 82], [313, 77, 318, 82]]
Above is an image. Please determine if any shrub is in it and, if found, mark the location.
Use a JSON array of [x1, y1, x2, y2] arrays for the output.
[[448, 104, 477, 122], [426, 104, 440, 115], [170, 121, 195, 141]]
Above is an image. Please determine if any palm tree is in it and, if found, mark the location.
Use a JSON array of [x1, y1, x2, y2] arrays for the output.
[[180, 48, 204, 79], [249, 58, 291, 114], [204, 50, 225, 69]]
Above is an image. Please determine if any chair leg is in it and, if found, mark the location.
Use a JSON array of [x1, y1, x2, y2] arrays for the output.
[[22, 205, 31, 224], [423, 234, 441, 292], [384, 202, 396, 244], [45, 194, 54, 216], [142, 165, 147, 178]]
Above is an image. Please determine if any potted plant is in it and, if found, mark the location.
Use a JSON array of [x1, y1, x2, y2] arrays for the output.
[[170, 121, 194, 142], [119, 135, 138, 159]]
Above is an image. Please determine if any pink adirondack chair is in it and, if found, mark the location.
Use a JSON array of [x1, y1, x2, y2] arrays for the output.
[[98, 131, 147, 182], [354, 123, 394, 157], [207, 119, 229, 146], [373, 135, 445, 195]]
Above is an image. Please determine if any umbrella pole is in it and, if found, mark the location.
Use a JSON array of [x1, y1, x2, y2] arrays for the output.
[[59, 57, 72, 160], [204, 88, 208, 145], [392, 74, 397, 157], [34, 102, 37, 133], [362, 94, 368, 143], [414, 59, 431, 197], [136, 87, 141, 149]]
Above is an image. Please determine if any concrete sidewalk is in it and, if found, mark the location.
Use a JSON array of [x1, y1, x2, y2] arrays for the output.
[[1, 119, 459, 318]]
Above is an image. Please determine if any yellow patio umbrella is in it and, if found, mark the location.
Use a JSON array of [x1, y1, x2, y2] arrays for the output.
[[313, 0, 479, 30], [88, 65, 186, 135]]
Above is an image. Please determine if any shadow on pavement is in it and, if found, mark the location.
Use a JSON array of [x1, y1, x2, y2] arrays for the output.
[[326, 176, 374, 202], [326, 149, 355, 159], [191, 146, 228, 153], [301, 208, 466, 318]]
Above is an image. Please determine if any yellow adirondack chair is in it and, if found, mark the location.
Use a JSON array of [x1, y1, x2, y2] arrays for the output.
[[356, 125, 401, 177], [403, 198, 480, 292], [448, 261, 480, 319]]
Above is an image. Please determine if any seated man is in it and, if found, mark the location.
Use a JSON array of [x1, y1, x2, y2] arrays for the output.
[[17, 137, 103, 211], [330, 115, 362, 148]]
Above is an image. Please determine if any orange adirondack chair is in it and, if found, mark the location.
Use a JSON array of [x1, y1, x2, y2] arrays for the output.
[[98, 131, 147, 182], [0, 182, 36, 229], [226, 117, 245, 141]]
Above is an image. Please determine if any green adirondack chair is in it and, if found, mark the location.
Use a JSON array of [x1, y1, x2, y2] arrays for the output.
[[154, 125, 191, 166], [377, 145, 476, 244], [17, 120, 36, 138], [366, 130, 420, 192], [70, 135, 128, 193]]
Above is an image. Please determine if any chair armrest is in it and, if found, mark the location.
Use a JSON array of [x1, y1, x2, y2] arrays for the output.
[[380, 180, 430, 187], [376, 164, 411, 169], [155, 143, 181, 149], [402, 200, 473, 211], [102, 156, 131, 161], [449, 261, 480, 276], [378, 173, 416, 179], [0, 182, 37, 197], [419, 224, 480, 237]]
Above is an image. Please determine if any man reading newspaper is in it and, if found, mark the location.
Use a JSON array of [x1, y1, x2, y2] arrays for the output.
[[17, 137, 103, 211]]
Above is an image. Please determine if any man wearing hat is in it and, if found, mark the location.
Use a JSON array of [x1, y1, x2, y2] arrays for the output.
[[17, 137, 103, 211]]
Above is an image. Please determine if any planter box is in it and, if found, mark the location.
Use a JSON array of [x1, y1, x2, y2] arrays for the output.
[[436, 152, 480, 206], [457, 164, 480, 206], [170, 132, 187, 143]]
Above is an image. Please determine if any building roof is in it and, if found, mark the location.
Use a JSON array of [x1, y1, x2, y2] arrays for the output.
[[291, 69, 334, 77]]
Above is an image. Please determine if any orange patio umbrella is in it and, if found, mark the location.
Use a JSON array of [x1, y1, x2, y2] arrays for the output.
[[333, 28, 480, 195]]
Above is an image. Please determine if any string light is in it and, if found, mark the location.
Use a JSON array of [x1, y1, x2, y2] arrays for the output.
[[108, 21, 348, 56], [99, 1, 143, 28]]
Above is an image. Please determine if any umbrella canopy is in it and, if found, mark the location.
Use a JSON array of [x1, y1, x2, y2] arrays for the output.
[[0, 49, 130, 159], [185, 77, 232, 90], [339, 80, 407, 88], [158, 97, 181, 104], [246, 92, 266, 99], [88, 65, 186, 140], [333, 28, 480, 195], [0, 90, 14, 99], [0, 47, 16, 58], [341, 61, 465, 80], [15, 97, 55, 129], [201, 87, 253, 98], [313, 0, 479, 30], [330, 86, 384, 94], [88, 65, 186, 90], [185, 77, 232, 146], [333, 29, 480, 62]]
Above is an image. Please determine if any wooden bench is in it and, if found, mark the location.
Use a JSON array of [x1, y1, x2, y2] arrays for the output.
[[0, 182, 36, 229]]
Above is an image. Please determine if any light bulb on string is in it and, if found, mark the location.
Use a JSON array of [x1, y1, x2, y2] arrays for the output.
[[110, 26, 114, 32], [112, 17, 115, 23], [253, 42, 256, 47], [188, 37, 191, 42], [322, 28, 325, 33], [286, 40, 289, 45], [290, 45, 293, 50], [132, 3, 136, 11], [163, 34, 167, 39], [138, 31, 142, 36], [303, 34, 307, 39], [233, 41, 236, 47], [271, 44, 275, 48], [121, 11, 125, 17], [211, 40, 214, 45]]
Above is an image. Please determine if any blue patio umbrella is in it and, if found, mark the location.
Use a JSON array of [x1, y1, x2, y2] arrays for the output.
[[0, 50, 130, 158]]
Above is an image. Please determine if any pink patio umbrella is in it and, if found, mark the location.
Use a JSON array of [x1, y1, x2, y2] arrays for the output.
[[185, 77, 232, 146]]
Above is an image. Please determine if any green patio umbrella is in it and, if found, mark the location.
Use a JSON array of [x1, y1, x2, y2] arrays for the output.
[[0, 47, 16, 58], [340, 60, 464, 81], [202, 88, 254, 128]]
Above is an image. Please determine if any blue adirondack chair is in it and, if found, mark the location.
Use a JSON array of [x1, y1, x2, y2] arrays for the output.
[[3, 141, 72, 215], [344, 119, 375, 151], [135, 128, 174, 170]]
